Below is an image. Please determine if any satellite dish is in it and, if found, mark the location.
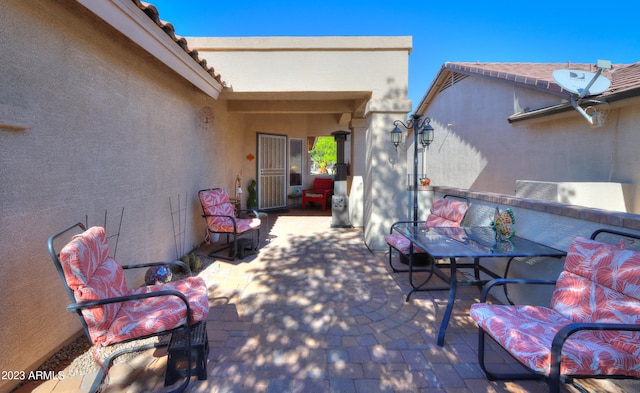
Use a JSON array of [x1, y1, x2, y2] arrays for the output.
[[552, 60, 612, 127], [552, 69, 611, 96]]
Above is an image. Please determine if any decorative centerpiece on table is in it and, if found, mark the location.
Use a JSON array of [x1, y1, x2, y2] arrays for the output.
[[490, 207, 515, 241]]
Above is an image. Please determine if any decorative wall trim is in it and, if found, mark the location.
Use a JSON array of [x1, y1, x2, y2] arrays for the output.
[[434, 185, 640, 231]]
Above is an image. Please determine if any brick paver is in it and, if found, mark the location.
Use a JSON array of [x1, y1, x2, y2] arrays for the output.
[[26, 211, 639, 392]]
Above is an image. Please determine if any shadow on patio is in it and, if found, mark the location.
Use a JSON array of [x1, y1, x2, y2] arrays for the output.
[[18, 210, 637, 392]]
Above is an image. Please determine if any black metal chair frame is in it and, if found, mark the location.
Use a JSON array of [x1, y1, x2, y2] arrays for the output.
[[387, 195, 470, 272], [387, 195, 480, 300], [48, 222, 199, 393], [476, 228, 640, 393], [199, 188, 261, 260]]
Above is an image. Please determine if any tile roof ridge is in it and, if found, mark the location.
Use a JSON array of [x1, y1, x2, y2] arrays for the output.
[[132, 0, 223, 83], [442, 61, 640, 96]]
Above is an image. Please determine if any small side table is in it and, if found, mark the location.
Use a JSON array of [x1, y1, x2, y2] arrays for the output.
[[287, 194, 301, 208], [229, 197, 241, 213], [164, 321, 209, 386]]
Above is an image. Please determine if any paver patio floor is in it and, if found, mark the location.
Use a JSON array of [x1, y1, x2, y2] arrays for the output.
[[23, 210, 638, 392]]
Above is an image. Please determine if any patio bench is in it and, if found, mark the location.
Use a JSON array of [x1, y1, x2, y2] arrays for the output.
[[48, 223, 209, 392], [385, 195, 469, 271], [470, 229, 640, 392]]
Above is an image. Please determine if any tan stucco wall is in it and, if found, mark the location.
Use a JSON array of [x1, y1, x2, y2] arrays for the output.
[[421, 76, 640, 213], [0, 2, 234, 391], [192, 37, 414, 249], [188, 36, 410, 97], [0, 4, 417, 388]]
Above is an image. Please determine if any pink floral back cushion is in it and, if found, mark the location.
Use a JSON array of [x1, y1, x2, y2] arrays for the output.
[[75, 257, 129, 343], [60, 226, 110, 289], [425, 198, 468, 227], [552, 236, 640, 356], [59, 227, 129, 343], [200, 189, 238, 230]]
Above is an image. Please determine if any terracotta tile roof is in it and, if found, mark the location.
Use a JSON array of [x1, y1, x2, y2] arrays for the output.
[[132, 1, 222, 83], [443, 61, 640, 99], [605, 62, 640, 96]]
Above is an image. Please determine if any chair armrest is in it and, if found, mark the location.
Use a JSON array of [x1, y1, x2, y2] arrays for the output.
[[554, 322, 640, 345], [201, 212, 238, 232], [67, 289, 191, 315], [201, 212, 235, 219], [480, 278, 557, 302], [390, 220, 422, 233], [549, 322, 640, 379], [121, 260, 192, 276]]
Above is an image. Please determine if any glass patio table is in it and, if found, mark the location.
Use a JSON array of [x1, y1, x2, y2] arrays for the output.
[[392, 225, 566, 346]]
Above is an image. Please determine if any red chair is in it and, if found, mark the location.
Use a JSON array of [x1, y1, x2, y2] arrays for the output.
[[301, 178, 333, 210]]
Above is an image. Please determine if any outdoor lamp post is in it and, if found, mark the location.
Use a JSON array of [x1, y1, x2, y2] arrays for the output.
[[390, 113, 434, 223]]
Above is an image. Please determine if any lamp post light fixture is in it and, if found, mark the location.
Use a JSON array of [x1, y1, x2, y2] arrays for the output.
[[390, 113, 435, 223]]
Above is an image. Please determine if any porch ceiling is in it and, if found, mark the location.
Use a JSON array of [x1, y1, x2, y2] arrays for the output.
[[222, 91, 371, 117]]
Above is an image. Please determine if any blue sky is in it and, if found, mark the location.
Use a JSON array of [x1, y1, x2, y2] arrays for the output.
[[150, 0, 639, 109]]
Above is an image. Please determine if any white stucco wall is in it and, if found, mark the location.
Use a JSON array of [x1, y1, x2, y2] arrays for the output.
[[516, 180, 632, 212], [0, 2, 233, 391], [188, 36, 410, 97], [422, 76, 640, 214], [191, 36, 414, 250]]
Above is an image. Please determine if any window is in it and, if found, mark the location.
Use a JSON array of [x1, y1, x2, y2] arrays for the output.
[[307, 136, 337, 175], [289, 138, 303, 186]]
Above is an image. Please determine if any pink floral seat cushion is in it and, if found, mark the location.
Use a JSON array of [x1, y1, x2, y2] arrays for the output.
[[102, 277, 208, 346], [384, 233, 427, 253], [470, 236, 640, 377], [199, 188, 261, 233], [59, 226, 209, 346], [385, 197, 468, 254]]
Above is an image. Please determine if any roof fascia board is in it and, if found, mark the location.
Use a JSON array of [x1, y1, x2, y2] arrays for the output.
[[508, 90, 640, 125], [226, 99, 359, 114], [187, 36, 413, 52], [415, 65, 448, 112], [364, 98, 412, 118], [508, 103, 574, 125], [445, 63, 568, 98], [417, 63, 569, 113], [75, 0, 223, 99]]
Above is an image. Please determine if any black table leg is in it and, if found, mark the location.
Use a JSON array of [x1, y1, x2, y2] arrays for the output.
[[437, 257, 458, 346]]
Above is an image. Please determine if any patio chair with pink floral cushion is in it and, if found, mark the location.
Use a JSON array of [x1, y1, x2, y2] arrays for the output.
[[385, 195, 469, 272], [198, 187, 261, 260], [470, 229, 640, 393], [48, 223, 209, 393]]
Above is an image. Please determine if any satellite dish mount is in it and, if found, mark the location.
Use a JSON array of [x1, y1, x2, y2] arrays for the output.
[[552, 60, 611, 127]]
